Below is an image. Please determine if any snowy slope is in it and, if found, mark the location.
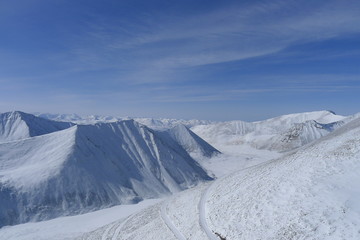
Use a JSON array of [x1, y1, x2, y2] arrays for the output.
[[0, 199, 160, 240], [0, 111, 73, 143], [34, 110, 349, 153], [204, 116, 360, 239], [266, 120, 343, 151], [1, 110, 359, 239], [166, 124, 220, 158], [192, 110, 347, 152], [79, 116, 360, 240], [0, 119, 212, 228]]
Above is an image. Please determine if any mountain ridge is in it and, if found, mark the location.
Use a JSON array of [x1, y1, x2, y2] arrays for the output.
[[0, 117, 213, 227], [0, 111, 73, 143]]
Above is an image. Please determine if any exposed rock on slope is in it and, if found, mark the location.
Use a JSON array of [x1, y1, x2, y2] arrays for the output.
[[266, 120, 343, 151], [192, 110, 346, 152]]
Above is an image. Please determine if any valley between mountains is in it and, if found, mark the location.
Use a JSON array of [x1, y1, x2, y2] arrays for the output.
[[0, 110, 359, 240]]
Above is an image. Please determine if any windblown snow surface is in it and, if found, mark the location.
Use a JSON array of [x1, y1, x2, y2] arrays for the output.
[[0, 118, 213, 228], [74, 115, 360, 240], [1, 110, 359, 240]]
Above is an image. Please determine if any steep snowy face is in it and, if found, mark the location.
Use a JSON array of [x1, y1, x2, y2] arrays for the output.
[[0, 111, 73, 143], [0, 120, 212, 227], [206, 117, 360, 239], [0, 126, 77, 189], [192, 110, 346, 152], [166, 124, 220, 158]]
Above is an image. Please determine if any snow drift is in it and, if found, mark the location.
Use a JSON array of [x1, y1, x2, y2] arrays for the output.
[[0, 119, 213, 227]]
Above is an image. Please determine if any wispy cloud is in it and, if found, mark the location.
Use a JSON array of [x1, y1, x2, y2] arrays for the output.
[[1, 0, 359, 119], [63, 0, 360, 84]]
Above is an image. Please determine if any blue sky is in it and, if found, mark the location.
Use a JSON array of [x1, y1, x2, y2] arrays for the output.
[[0, 0, 359, 121]]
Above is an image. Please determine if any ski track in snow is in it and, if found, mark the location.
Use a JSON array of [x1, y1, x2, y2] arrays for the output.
[[199, 182, 219, 240], [160, 200, 187, 240], [95, 216, 129, 240], [111, 217, 130, 240], [101, 222, 117, 240]]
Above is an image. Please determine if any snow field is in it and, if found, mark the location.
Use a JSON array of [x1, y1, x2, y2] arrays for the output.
[[205, 118, 360, 239], [1, 110, 360, 240], [0, 199, 160, 240]]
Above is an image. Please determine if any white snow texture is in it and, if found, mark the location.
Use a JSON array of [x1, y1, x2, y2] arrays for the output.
[[1, 109, 360, 240], [0, 111, 213, 227]]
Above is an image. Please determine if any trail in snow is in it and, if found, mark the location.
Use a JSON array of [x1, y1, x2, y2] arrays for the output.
[[160, 200, 187, 240], [199, 182, 219, 240], [101, 221, 117, 240], [96, 216, 130, 240], [111, 217, 130, 240]]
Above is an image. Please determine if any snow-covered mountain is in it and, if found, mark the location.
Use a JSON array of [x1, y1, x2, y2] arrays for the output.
[[203, 115, 360, 239], [166, 124, 220, 158], [34, 110, 352, 152], [134, 118, 215, 130], [35, 113, 120, 124], [35, 112, 215, 129], [77, 115, 360, 240], [265, 120, 343, 151], [192, 110, 347, 152], [0, 111, 73, 143], [0, 117, 213, 228], [1, 110, 359, 239]]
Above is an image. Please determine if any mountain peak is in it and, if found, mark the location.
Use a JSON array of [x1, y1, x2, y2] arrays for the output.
[[168, 124, 220, 158], [0, 119, 213, 227], [0, 111, 74, 143]]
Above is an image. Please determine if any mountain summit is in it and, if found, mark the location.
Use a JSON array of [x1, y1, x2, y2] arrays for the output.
[[0, 115, 213, 227], [0, 111, 73, 143]]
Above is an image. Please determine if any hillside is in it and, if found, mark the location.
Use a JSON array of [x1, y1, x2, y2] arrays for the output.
[[0, 119, 212, 227], [79, 115, 360, 240], [205, 116, 360, 239], [166, 124, 220, 158], [191, 110, 347, 152], [0, 111, 73, 143]]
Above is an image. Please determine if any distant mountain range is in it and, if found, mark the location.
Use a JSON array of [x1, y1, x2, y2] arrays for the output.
[[35, 110, 353, 152], [191, 110, 352, 152], [34, 112, 215, 129], [0, 110, 358, 228]]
